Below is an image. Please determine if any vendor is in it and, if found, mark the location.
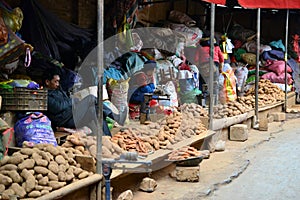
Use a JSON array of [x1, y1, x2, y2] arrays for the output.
[[195, 37, 224, 104], [128, 60, 157, 120], [43, 70, 113, 136]]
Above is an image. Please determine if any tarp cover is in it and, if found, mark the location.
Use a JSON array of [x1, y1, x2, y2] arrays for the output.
[[238, 0, 300, 9], [202, 0, 300, 9], [202, 0, 226, 5]]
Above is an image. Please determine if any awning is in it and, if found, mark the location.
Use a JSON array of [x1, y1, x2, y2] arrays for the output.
[[202, 0, 300, 9], [202, 0, 226, 5], [238, 0, 300, 9]]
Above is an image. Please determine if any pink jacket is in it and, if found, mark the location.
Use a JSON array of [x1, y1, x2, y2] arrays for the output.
[[194, 46, 224, 64]]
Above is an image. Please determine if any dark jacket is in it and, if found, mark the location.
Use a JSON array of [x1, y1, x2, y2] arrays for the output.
[[46, 88, 73, 128]]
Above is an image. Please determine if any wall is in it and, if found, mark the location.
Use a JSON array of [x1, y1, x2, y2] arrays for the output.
[[5, 0, 97, 29]]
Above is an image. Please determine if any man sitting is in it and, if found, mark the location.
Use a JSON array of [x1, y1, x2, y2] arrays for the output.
[[43, 70, 113, 136]]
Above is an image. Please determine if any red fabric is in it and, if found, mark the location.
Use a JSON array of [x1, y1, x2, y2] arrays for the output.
[[238, 0, 300, 9], [195, 46, 224, 64], [202, 0, 300, 8], [202, 0, 226, 5]]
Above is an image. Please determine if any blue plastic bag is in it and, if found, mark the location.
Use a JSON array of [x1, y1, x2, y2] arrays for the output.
[[14, 112, 57, 147]]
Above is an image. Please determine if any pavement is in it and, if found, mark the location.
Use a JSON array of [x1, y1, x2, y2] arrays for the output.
[[128, 113, 300, 200]]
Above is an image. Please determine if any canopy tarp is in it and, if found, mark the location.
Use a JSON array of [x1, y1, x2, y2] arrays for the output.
[[202, 0, 225, 5], [238, 0, 300, 9], [202, 0, 300, 9]]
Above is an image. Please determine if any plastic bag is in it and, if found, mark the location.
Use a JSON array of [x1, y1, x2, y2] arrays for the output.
[[14, 112, 57, 147], [219, 71, 237, 104]]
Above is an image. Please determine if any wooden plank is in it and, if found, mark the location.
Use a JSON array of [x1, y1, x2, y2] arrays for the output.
[[111, 130, 215, 179], [35, 174, 102, 200]]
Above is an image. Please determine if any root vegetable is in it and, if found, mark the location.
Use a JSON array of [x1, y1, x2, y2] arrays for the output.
[[18, 159, 35, 170], [48, 181, 66, 190], [28, 190, 42, 198], [0, 174, 13, 186], [11, 183, 26, 198], [0, 164, 18, 171], [34, 166, 49, 175]]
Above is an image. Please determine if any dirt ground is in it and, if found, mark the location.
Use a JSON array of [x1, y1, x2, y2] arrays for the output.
[[116, 113, 300, 200]]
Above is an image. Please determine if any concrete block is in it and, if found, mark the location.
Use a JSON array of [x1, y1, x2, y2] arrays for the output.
[[270, 112, 286, 121], [268, 115, 274, 123], [199, 116, 209, 129], [259, 118, 268, 131], [175, 166, 200, 182], [229, 124, 248, 141]]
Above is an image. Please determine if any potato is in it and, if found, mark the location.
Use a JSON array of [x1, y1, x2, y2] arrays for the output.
[[1, 189, 15, 199], [38, 176, 49, 186], [41, 189, 50, 195], [55, 155, 67, 165], [58, 171, 67, 182], [48, 181, 66, 190], [45, 145, 60, 156], [0, 184, 5, 193], [48, 161, 59, 174], [28, 190, 42, 198], [78, 171, 89, 179], [34, 166, 49, 175], [1, 170, 23, 183], [21, 169, 36, 193], [18, 159, 35, 170], [0, 164, 18, 171], [10, 183, 26, 198], [47, 171, 59, 181], [7, 155, 24, 165], [20, 148, 35, 155], [35, 158, 48, 167], [0, 174, 12, 186]]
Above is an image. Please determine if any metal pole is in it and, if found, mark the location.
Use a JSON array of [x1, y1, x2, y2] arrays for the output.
[[97, 0, 104, 199], [209, 3, 215, 129], [254, 8, 261, 128], [284, 10, 289, 112]]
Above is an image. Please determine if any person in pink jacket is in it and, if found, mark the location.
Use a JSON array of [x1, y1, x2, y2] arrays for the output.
[[194, 37, 224, 104]]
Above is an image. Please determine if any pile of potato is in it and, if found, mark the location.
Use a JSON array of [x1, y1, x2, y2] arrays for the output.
[[213, 101, 250, 119], [168, 146, 201, 161], [0, 143, 93, 199], [242, 79, 285, 106], [213, 79, 285, 119], [180, 103, 208, 118]]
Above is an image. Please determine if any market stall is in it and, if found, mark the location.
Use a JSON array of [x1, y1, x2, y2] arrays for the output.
[[0, 0, 300, 199]]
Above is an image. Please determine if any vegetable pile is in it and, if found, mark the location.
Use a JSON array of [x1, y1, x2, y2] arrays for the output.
[[213, 79, 285, 118], [0, 143, 94, 199]]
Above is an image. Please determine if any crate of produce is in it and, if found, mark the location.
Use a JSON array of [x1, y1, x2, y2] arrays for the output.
[[0, 87, 47, 111]]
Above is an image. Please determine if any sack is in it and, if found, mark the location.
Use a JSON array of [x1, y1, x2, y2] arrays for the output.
[[106, 78, 130, 125], [199, 62, 217, 77], [0, 28, 25, 66], [241, 53, 256, 66], [14, 112, 57, 147], [219, 72, 237, 104]]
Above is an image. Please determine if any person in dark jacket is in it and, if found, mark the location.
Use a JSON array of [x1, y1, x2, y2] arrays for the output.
[[43, 70, 112, 136]]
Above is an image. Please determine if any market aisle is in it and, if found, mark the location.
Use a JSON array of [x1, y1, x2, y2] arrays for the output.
[[206, 116, 300, 200], [131, 115, 300, 200]]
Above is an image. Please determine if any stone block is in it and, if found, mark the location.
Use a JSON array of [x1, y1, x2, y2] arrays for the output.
[[175, 166, 200, 182], [268, 115, 274, 123], [199, 116, 209, 129], [270, 112, 286, 121], [259, 118, 268, 131], [229, 124, 248, 141]]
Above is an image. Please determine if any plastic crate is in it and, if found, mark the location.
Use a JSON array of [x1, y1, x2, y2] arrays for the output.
[[0, 87, 47, 111]]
